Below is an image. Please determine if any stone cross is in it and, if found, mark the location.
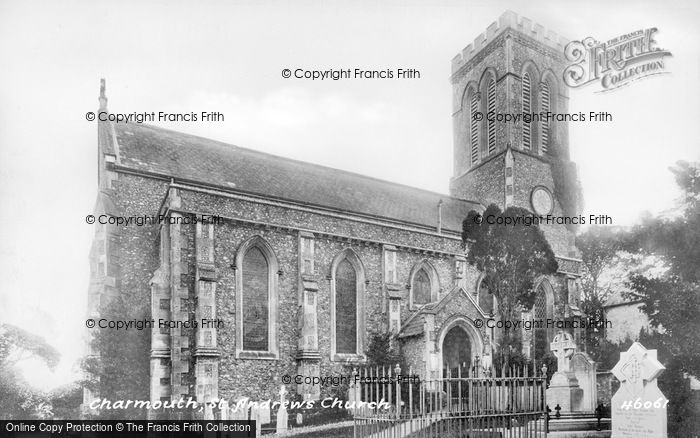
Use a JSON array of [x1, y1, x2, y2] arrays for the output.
[[611, 342, 668, 438], [611, 342, 665, 398], [279, 384, 288, 402], [550, 331, 576, 373]]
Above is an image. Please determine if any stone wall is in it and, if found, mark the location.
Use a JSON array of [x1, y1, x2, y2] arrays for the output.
[[94, 168, 475, 406]]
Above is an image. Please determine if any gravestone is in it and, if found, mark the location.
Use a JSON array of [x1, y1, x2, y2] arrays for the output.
[[250, 405, 262, 438], [276, 385, 289, 433], [229, 398, 248, 421], [611, 342, 667, 438], [347, 368, 362, 415], [259, 404, 271, 424], [546, 331, 583, 413], [203, 402, 214, 420], [219, 400, 229, 420], [572, 351, 597, 413]]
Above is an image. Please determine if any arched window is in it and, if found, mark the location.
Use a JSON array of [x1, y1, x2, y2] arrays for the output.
[[522, 73, 532, 151], [470, 92, 479, 166], [487, 79, 496, 155], [409, 261, 439, 308], [540, 81, 550, 154], [412, 269, 431, 305], [331, 250, 365, 359], [532, 283, 554, 359], [242, 247, 268, 351], [235, 236, 279, 359], [335, 259, 357, 354]]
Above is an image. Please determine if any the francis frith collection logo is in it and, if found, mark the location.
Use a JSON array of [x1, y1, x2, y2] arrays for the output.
[[563, 28, 672, 92]]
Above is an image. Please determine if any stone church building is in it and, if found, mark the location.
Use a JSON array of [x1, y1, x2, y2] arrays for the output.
[[87, 11, 583, 414]]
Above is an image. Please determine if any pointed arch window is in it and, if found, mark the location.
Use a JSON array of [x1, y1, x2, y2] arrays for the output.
[[242, 247, 268, 351], [412, 269, 431, 305], [331, 250, 366, 360], [522, 73, 532, 151], [235, 237, 279, 359], [540, 82, 550, 154], [335, 260, 357, 354], [487, 79, 496, 155], [409, 261, 439, 308], [532, 283, 554, 359]]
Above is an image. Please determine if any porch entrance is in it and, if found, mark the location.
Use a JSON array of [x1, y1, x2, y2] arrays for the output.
[[442, 325, 472, 377]]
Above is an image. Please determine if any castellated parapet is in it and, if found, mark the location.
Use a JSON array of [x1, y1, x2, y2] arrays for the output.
[[451, 10, 570, 74]]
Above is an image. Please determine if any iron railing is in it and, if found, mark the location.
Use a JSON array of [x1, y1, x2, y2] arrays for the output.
[[353, 363, 548, 438]]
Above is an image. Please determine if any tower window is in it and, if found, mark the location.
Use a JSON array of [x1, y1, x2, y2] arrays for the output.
[[522, 73, 532, 151], [540, 82, 550, 154], [487, 79, 496, 155], [470, 93, 479, 166]]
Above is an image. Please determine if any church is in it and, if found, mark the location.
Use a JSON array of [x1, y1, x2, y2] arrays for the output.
[[86, 10, 584, 416]]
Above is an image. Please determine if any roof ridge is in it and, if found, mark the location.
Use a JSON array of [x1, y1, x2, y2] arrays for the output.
[[117, 122, 479, 205]]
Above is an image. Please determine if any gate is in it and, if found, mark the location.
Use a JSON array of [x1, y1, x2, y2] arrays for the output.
[[352, 363, 548, 438]]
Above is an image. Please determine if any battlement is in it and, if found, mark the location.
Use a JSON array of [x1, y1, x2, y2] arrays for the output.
[[451, 10, 570, 74]]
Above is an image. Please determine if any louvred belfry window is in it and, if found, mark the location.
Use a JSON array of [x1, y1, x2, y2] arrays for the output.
[[470, 93, 479, 166], [540, 82, 550, 154], [487, 79, 496, 154], [522, 73, 532, 151], [335, 259, 357, 354], [242, 246, 269, 351]]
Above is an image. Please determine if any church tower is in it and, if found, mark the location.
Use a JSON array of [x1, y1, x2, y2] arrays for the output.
[[449, 11, 585, 358], [449, 10, 580, 260]]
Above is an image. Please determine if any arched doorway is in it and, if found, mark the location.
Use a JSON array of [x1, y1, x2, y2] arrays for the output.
[[442, 326, 472, 377]]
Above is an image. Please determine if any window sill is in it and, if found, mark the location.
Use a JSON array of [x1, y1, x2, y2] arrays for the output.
[[237, 351, 279, 360], [332, 353, 366, 364]]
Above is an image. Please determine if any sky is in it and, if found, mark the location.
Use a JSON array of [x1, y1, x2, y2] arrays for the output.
[[0, 0, 698, 390]]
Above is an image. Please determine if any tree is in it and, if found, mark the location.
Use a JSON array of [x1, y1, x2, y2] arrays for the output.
[[622, 161, 700, 437], [462, 205, 558, 365], [365, 332, 404, 369], [82, 292, 151, 420], [576, 226, 622, 353], [577, 226, 622, 307], [0, 324, 59, 419]]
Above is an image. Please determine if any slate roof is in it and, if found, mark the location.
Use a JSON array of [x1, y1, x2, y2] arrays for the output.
[[107, 122, 481, 232]]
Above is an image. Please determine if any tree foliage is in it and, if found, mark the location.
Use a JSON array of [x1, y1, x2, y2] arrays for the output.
[[586, 161, 700, 437], [577, 226, 622, 307], [0, 324, 60, 369], [365, 332, 405, 370], [548, 138, 584, 232], [622, 161, 700, 377], [462, 205, 558, 363], [82, 292, 151, 420], [0, 323, 61, 419]]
